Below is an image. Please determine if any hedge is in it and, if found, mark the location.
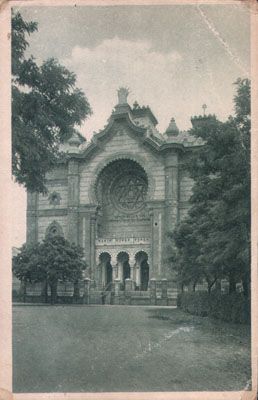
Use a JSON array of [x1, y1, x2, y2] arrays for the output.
[[177, 291, 250, 324]]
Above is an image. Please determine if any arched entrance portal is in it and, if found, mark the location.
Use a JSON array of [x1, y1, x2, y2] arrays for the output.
[[99, 252, 113, 288], [117, 252, 130, 288], [135, 251, 149, 291], [141, 260, 149, 291]]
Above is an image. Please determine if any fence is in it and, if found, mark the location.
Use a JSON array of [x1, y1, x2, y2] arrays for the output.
[[13, 278, 178, 306]]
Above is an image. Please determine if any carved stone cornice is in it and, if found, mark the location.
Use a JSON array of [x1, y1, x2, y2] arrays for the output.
[[27, 210, 38, 217], [146, 200, 166, 210], [68, 206, 79, 212], [78, 204, 99, 215]]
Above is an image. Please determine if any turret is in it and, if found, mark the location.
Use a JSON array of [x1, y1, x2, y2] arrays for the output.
[[67, 132, 83, 154], [164, 117, 179, 138]]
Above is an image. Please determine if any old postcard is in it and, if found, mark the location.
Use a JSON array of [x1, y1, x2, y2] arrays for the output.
[[0, 0, 257, 399]]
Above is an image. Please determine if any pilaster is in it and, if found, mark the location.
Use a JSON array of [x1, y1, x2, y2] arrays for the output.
[[67, 159, 79, 244], [90, 215, 96, 278], [147, 200, 165, 279], [79, 205, 99, 279], [164, 151, 179, 232]]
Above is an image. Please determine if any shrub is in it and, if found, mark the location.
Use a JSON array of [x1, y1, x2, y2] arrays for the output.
[[178, 291, 250, 324], [178, 292, 209, 317]]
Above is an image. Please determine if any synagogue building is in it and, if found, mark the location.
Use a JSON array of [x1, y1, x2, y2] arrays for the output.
[[27, 88, 203, 293]]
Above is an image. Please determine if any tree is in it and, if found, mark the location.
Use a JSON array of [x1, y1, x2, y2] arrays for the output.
[[13, 235, 87, 304], [12, 11, 92, 193], [172, 78, 250, 296]]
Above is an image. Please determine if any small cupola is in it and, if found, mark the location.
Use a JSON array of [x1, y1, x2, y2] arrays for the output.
[[165, 117, 179, 136], [67, 132, 82, 153]]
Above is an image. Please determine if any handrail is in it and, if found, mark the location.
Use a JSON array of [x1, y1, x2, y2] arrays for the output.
[[102, 281, 113, 294]]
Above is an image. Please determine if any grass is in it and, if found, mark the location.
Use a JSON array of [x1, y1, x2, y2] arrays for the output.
[[13, 305, 251, 393]]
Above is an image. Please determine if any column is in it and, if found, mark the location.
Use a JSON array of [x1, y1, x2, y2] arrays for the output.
[[83, 278, 90, 304], [161, 278, 168, 304], [80, 206, 98, 280], [117, 261, 123, 281], [111, 256, 118, 282], [100, 261, 106, 288], [90, 215, 96, 279], [128, 254, 136, 290], [67, 159, 79, 244], [149, 278, 157, 305], [125, 278, 133, 292], [164, 151, 179, 232], [135, 261, 141, 288], [26, 192, 38, 244], [113, 279, 121, 305], [95, 255, 102, 289], [128, 254, 135, 281]]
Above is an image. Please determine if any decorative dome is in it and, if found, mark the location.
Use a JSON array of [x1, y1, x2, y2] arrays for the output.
[[68, 132, 81, 147], [165, 118, 179, 136]]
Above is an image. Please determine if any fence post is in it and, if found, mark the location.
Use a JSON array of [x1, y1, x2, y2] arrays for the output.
[[114, 279, 121, 305], [150, 278, 156, 305], [125, 278, 133, 305], [161, 278, 168, 305], [83, 278, 91, 305]]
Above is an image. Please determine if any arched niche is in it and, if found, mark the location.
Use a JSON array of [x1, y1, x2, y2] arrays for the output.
[[45, 221, 64, 238], [135, 251, 149, 291], [92, 158, 152, 239]]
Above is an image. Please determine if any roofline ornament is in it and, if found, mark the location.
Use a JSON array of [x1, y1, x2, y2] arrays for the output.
[[117, 87, 130, 105]]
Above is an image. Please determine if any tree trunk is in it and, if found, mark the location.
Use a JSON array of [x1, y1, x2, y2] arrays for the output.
[[50, 281, 58, 305], [242, 274, 250, 298], [229, 273, 236, 294], [192, 281, 197, 292], [73, 280, 80, 303], [19, 279, 26, 303], [215, 279, 221, 291], [41, 280, 48, 303], [207, 278, 217, 294]]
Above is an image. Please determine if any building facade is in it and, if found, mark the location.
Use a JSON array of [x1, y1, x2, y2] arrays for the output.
[[27, 88, 202, 292]]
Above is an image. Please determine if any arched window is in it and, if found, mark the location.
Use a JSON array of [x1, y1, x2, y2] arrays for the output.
[[45, 221, 64, 238]]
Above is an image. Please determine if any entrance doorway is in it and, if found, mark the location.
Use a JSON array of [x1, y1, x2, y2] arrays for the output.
[[99, 252, 113, 288], [106, 262, 112, 287], [135, 251, 149, 291], [117, 252, 130, 288], [140, 259, 149, 291], [123, 261, 130, 280]]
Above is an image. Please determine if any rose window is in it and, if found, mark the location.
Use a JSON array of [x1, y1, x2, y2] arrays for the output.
[[110, 173, 147, 213]]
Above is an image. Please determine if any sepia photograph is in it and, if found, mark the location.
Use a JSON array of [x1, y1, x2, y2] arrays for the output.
[[0, 0, 257, 398]]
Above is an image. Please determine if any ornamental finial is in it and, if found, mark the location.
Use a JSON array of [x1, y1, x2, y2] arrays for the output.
[[117, 87, 130, 105], [202, 104, 207, 116]]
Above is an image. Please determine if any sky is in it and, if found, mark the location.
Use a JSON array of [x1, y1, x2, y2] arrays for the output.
[[12, 3, 250, 247]]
